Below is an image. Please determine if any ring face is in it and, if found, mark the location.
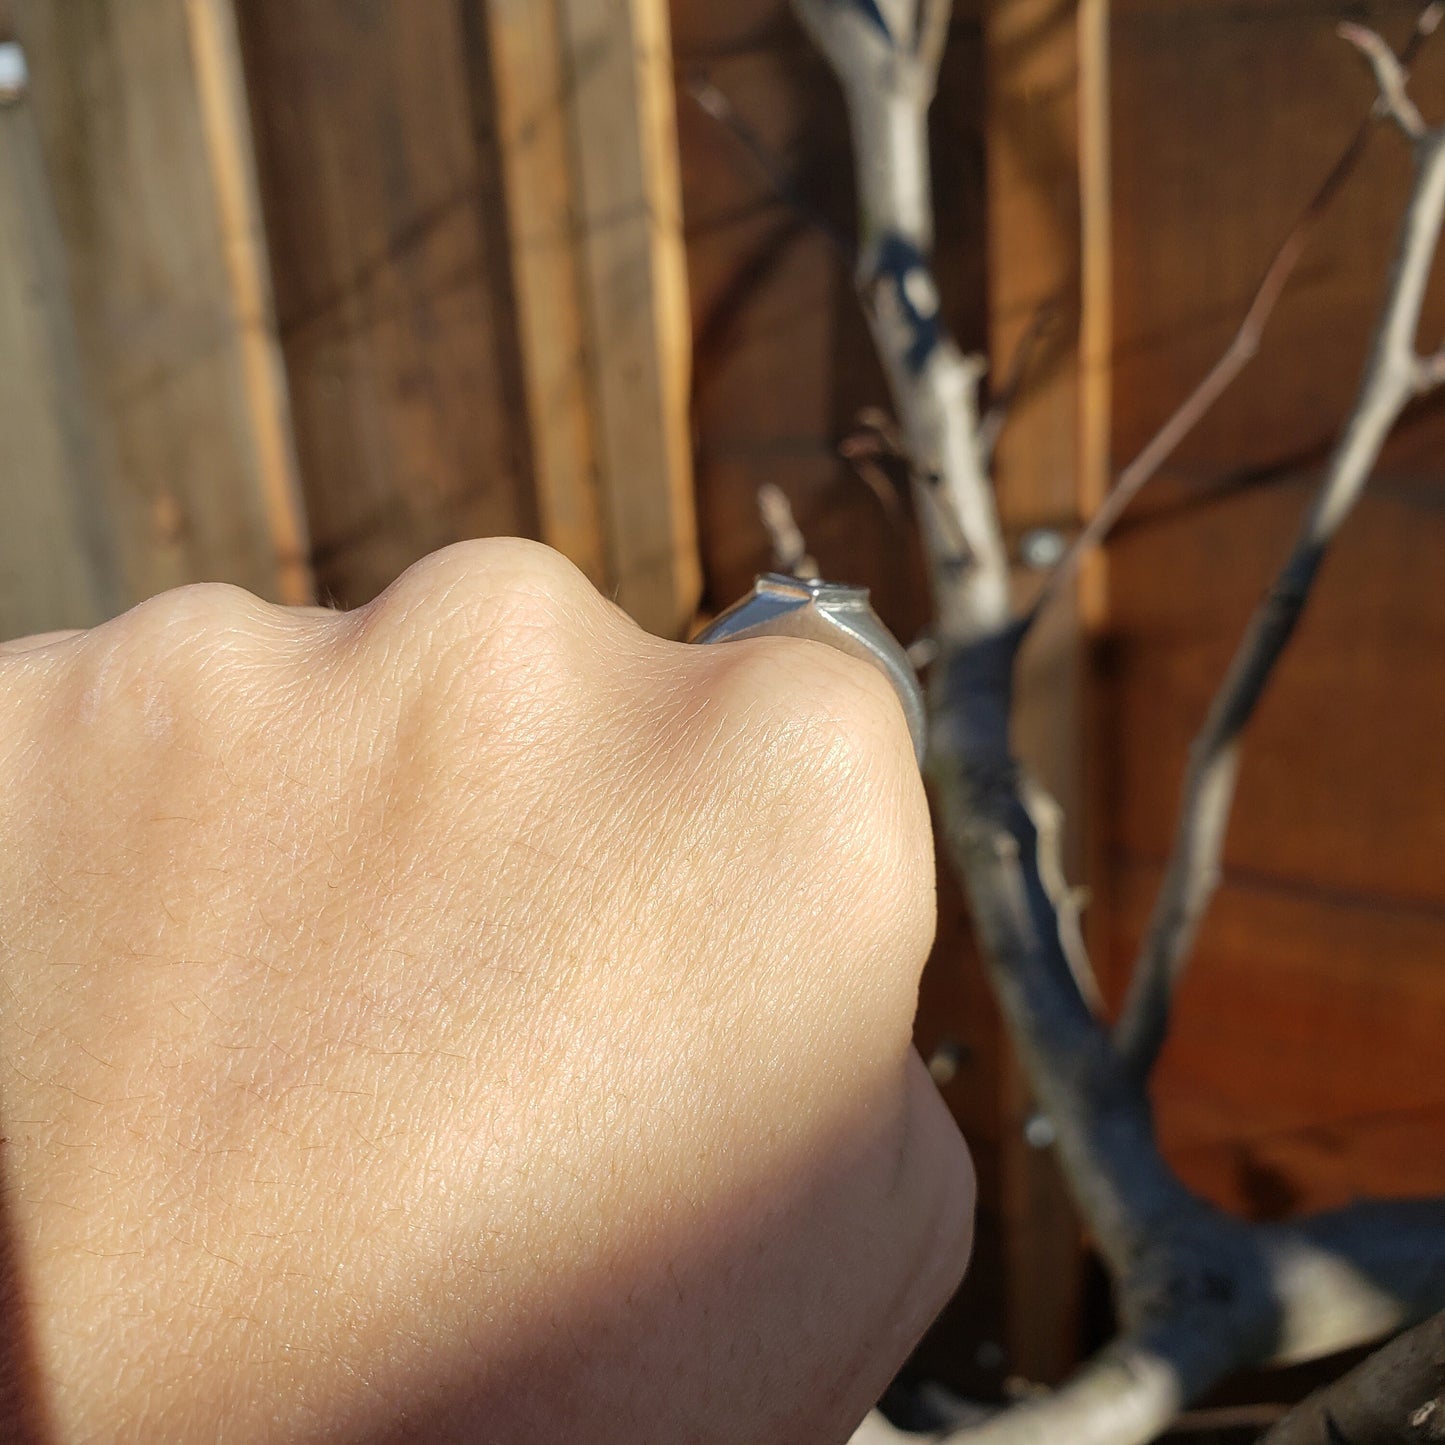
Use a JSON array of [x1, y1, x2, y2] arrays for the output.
[[694, 574, 927, 767]]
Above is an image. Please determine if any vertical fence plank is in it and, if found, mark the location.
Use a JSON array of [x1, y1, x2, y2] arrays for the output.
[[0, 67, 120, 637], [7, 0, 701, 639], [985, 0, 1112, 1385], [487, 0, 702, 636], [558, 0, 700, 638], [184, 0, 311, 606], [238, 0, 700, 631], [16, 0, 311, 609], [485, 0, 608, 591], [235, 1, 539, 609]]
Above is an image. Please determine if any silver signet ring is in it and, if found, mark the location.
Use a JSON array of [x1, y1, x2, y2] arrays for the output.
[[693, 573, 926, 768]]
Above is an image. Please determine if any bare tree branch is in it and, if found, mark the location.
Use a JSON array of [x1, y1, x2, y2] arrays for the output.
[[789, 0, 1151, 1296], [1027, 3, 1445, 628], [978, 300, 1058, 463], [683, 74, 853, 263], [931, 1201, 1445, 1445], [915, 0, 953, 81], [1339, 22, 1429, 140], [1264, 1199, 1445, 1364], [1114, 59, 1445, 1080], [1418, 343, 1445, 387], [757, 483, 819, 577], [849, 1387, 994, 1444], [792, 4, 1445, 1441], [939, 1339, 1187, 1445], [790, 0, 1011, 644], [849, 1412, 940, 1443], [838, 416, 912, 531]]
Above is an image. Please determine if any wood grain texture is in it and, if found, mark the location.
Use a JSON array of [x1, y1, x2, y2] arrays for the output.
[[1110, 2, 1445, 480], [235, 0, 537, 608], [985, 0, 1112, 1384], [987, 0, 1087, 532], [1113, 857, 1445, 1215], [557, 0, 700, 637], [485, 0, 702, 636], [0, 83, 119, 637], [485, 0, 606, 590], [1104, 0, 1445, 1235], [1108, 474, 1445, 905], [16, 0, 311, 609]]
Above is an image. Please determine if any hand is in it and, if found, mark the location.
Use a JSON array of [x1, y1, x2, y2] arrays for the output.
[[0, 539, 972, 1444]]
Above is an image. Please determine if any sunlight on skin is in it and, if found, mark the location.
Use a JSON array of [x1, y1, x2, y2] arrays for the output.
[[0, 540, 972, 1444]]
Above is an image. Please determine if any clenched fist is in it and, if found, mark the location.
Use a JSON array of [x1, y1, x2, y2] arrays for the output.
[[0, 540, 972, 1444]]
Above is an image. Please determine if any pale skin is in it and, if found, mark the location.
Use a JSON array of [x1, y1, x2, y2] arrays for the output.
[[0, 538, 973, 1444]]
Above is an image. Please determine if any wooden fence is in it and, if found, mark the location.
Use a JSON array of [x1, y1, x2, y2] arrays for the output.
[[2, 0, 698, 638], [3, 0, 1442, 1400]]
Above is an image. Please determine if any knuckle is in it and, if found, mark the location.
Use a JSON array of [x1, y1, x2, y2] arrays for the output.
[[347, 539, 625, 753], [86, 583, 291, 702], [363, 538, 592, 634], [698, 636, 933, 953], [117, 581, 269, 650], [705, 635, 916, 808], [18, 586, 310, 788], [357, 538, 608, 669]]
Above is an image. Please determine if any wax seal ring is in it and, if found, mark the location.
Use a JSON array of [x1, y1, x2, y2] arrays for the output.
[[694, 573, 926, 767]]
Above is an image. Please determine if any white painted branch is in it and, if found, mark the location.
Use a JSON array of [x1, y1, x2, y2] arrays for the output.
[[757, 483, 819, 578], [940, 1340, 1184, 1445], [790, 0, 1010, 644], [1114, 81, 1445, 1080], [849, 1411, 934, 1443], [1339, 22, 1428, 139], [935, 1199, 1445, 1445], [796, 6, 1445, 1443], [916, 0, 953, 82], [788, 0, 1157, 1296], [790, 0, 1213, 1306], [849, 1389, 994, 1444], [1264, 1199, 1445, 1365]]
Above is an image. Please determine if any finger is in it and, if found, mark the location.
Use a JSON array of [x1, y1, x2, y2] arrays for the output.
[[0, 599, 345, 660], [0, 629, 84, 656]]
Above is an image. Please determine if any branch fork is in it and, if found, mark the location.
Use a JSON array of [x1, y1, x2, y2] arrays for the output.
[[1340, 21, 1429, 139], [783, 4, 1445, 1440]]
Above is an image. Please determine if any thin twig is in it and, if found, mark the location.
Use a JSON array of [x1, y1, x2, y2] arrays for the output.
[[684, 74, 853, 263], [1418, 342, 1445, 386], [978, 300, 1060, 462], [1026, 3, 1443, 629], [838, 419, 912, 530], [793, 3, 1445, 1442], [1114, 37, 1445, 1080], [757, 483, 819, 577], [1339, 22, 1428, 139]]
